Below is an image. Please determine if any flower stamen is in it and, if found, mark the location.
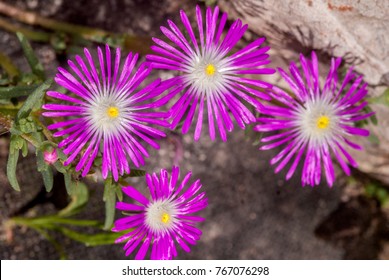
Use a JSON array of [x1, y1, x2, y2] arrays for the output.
[[161, 213, 170, 224], [205, 64, 216, 76], [317, 115, 330, 129], [107, 106, 119, 118]]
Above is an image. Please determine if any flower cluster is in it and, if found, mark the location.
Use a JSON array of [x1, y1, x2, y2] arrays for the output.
[[42, 4, 373, 260]]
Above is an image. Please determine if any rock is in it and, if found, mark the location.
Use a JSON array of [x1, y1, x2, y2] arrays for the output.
[[218, 0, 389, 88], [218, 0, 389, 182]]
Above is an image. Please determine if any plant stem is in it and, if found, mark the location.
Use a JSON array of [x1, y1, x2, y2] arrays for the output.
[[0, 2, 109, 37], [20, 132, 40, 147], [0, 17, 50, 42], [31, 112, 54, 142], [0, 2, 152, 53]]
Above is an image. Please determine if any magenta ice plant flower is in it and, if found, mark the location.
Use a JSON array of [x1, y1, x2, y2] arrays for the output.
[[147, 5, 275, 141], [255, 51, 373, 187], [112, 166, 208, 260], [43, 45, 170, 181]]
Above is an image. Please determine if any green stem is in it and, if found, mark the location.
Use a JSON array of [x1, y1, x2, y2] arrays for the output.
[[32, 113, 54, 142], [0, 2, 152, 53], [10, 215, 101, 227], [0, 2, 110, 37], [5, 218, 67, 259], [0, 17, 50, 42], [20, 132, 40, 147]]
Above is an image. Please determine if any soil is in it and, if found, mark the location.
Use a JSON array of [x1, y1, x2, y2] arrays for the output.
[[0, 0, 388, 260]]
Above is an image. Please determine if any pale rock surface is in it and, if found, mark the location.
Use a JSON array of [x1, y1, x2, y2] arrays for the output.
[[218, 0, 389, 182]]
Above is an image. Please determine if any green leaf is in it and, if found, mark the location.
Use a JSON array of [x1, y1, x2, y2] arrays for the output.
[[58, 181, 89, 217], [9, 134, 24, 150], [370, 111, 378, 125], [11, 215, 101, 228], [56, 148, 67, 161], [50, 32, 67, 52], [199, 0, 218, 6], [103, 178, 117, 230], [18, 117, 38, 134], [56, 226, 124, 247], [6, 134, 24, 191], [41, 168, 54, 192], [36, 140, 53, 150], [16, 32, 46, 80], [6, 143, 20, 191], [16, 78, 52, 121], [93, 156, 102, 167], [116, 187, 123, 202], [368, 88, 389, 106], [21, 138, 28, 157], [49, 218, 100, 227], [376, 188, 389, 205], [53, 161, 67, 173], [367, 132, 380, 145], [129, 169, 146, 177], [19, 72, 39, 85], [123, 169, 146, 177], [244, 123, 263, 146], [0, 78, 10, 86], [63, 173, 74, 195], [36, 150, 48, 172], [365, 183, 376, 197], [35, 139, 53, 191], [364, 105, 377, 125], [0, 85, 39, 100]]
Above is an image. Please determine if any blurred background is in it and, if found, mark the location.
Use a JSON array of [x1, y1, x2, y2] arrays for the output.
[[0, 0, 389, 260]]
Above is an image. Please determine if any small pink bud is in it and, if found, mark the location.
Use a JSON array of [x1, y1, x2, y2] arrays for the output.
[[43, 149, 58, 165]]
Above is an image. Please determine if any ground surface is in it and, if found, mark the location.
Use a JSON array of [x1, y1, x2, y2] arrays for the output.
[[0, 0, 387, 260]]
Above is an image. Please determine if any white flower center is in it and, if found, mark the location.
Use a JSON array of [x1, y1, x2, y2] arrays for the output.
[[294, 96, 339, 146], [145, 199, 177, 233], [85, 94, 128, 135], [184, 49, 230, 95]]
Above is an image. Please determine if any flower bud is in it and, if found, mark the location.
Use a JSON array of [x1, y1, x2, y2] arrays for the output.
[[43, 148, 58, 165]]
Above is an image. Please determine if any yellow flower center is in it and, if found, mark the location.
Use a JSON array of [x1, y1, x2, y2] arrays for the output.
[[161, 213, 170, 224], [106, 106, 119, 118], [316, 115, 330, 129], [205, 64, 216, 76]]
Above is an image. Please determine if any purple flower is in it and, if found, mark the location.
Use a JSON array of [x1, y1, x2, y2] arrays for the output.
[[255, 52, 373, 187], [43, 45, 170, 181], [147, 5, 275, 141], [112, 166, 208, 260]]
